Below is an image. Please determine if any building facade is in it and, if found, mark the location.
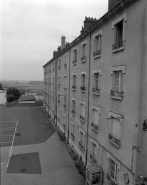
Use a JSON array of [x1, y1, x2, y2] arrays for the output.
[[43, 0, 147, 185]]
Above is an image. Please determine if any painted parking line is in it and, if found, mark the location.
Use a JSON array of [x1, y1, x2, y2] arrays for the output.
[[0, 135, 14, 137], [0, 128, 15, 130], [7, 120, 18, 168], [0, 119, 18, 168]]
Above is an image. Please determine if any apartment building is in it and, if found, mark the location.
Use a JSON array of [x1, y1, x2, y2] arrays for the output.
[[43, 0, 147, 185]]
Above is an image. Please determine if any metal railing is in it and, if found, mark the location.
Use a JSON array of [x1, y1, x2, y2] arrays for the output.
[[80, 115, 85, 122], [106, 173, 117, 185], [112, 41, 123, 50], [81, 86, 86, 91], [111, 90, 124, 97], [73, 60, 77, 65], [91, 122, 99, 132], [79, 141, 85, 151], [81, 56, 86, 61], [93, 50, 101, 57], [72, 110, 76, 115], [72, 85, 76, 90], [108, 133, 121, 147], [92, 88, 100, 94], [71, 133, 75, 141], [90, 154, 97, 164]]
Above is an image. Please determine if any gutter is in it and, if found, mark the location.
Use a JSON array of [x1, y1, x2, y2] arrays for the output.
[[85, 32, 91, 165], [43, 0, 138, 68]]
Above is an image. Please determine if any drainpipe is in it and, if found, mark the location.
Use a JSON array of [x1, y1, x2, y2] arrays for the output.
[[67, 48, 71, 144], [85, 32, 91, 165], [55, 58, 58, 126]]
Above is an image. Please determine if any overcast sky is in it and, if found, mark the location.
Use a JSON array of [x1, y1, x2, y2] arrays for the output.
[[1, 0, 108, 81]]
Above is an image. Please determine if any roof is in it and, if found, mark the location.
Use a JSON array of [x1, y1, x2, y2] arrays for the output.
[[43, 0, 138, 68], [19, 95, 35, 101], [36, 93, 43, 96]]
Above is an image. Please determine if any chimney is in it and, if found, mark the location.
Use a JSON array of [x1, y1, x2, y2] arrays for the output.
[[57, 46, 61, 53], [108, 0, 120, 11], [80, 17, 97, 34], [53, 51, 57, 58], [61, 36, 66, 50]]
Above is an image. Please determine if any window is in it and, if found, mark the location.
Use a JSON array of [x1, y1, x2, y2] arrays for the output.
[[90, 138, 98, 164], [92, 69, 101, 95], [108, 112, 123, 148], [52, 77, 54, 87], [80, 101, 86, 122], [93, 30, 102, 58], [53, 63, 54, 72], [73, 49, 77, 65], [71, 122, 75, 141], [64, 96, 67, 109], [64, 75, 67, 88], [72, 99, 76, 115], [79, 129, 85, 151], [81, 72, 86, 92], [107, 153, 120, 185], [81, 41, 87, 62], [52, 91, 54, 101], [111, 66, 125, 100], [91, 106, 100, 132], [58, 59, 61, 70], [64, 55, 67, 68], [112, 13, 127, 51], [63, 115, 67, 131], [72, 74, 76, 90], [58, 94, 60, 105], [58, 76, 60, 88]]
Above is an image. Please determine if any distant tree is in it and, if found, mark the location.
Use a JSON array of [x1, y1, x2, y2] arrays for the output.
[[7, 87, 21, 102], [0, 83, 4, 90]]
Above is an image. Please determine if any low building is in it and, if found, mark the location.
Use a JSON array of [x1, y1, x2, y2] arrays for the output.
[[0, 90, 7, 105], [18, 95, 35, 103]]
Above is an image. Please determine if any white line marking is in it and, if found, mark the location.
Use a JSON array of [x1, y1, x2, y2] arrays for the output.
[[0, 141, 13, 144], [0, 128, 15, 130], [0, 135, 14, 137], [7, 120, 18, 169], [0, 162, 8, 165], [0, 121, 16, 123]]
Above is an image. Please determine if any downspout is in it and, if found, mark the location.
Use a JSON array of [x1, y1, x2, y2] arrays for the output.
[[55, 58, 58, 126], [85, 32, 91, 165], [67, 48, 71, 144]]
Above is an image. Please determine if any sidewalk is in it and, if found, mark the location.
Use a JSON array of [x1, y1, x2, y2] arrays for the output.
[[1, 132, 85, 185]]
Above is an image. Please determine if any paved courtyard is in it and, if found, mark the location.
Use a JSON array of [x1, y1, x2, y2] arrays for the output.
[[0, 106, 85, 185]]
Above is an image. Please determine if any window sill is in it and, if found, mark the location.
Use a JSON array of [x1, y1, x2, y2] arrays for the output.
[[64, 86, 67, 89], [81, 90, 86, 93], [93, 54, 101, 59], [109, 134, 121, 148], [111, 95, 123, 100], [112, 46, 125, 53], [93, 92, 100, 96], [81, 59, 86, 63]]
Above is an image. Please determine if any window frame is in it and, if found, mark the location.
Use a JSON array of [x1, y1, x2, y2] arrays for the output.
[[111, 66, 126, 100], [73, 47, 77, 65], [81, 40, 87, 62], [112, 13, 127, 52], [93, 30, 102, 58], [108, 112, 124, 148], [92, 69, 101, 95]]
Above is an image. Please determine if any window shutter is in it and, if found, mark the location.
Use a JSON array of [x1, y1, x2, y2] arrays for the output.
[[112, 118, 121, 139]]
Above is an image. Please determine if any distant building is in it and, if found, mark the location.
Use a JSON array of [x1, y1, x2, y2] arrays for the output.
[[0, 90, 7, 105], [18, 95, 35, 103], [43, 0, 147, 185], [35, 93, 43, 101]]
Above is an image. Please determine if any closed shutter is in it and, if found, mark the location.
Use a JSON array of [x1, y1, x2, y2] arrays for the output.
[[112, 118, 121, 140]]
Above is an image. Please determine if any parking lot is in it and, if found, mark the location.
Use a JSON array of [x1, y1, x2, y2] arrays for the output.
[[0, 106, 85, 185]]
